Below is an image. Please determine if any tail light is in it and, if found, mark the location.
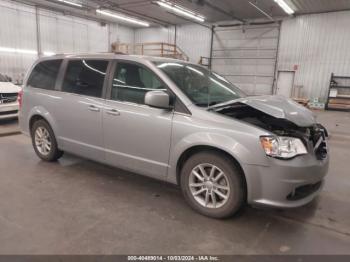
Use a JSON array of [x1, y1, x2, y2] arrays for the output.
[[18, 88, 23, 109]]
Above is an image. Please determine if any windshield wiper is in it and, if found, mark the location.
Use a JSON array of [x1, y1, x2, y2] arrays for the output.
[[194, 101, 218, 107], [207, 98, 241, 110]]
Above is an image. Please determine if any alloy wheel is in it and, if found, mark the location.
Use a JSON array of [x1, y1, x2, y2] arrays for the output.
[[189, 163, 230, 209], [34, 126, 52, 156]]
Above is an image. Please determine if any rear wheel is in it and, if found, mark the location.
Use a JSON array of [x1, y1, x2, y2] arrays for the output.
[[31, 119, 63, 161], [180, 151, 245, 218]]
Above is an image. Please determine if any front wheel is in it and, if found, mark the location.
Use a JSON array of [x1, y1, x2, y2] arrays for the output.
[[31, 119, 63, 161], [180, 151, 245, 218]]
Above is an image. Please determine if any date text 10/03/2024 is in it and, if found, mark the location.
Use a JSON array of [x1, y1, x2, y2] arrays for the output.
[[127, 256, 220, 261]]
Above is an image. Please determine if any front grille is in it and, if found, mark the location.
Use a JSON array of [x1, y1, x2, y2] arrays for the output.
[[0, 93, 18, 104], [287, 181, 322, 201], [0, 110, 18, 116]]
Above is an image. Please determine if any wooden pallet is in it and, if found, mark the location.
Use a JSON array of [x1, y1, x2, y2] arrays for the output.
[[292, 98, 309, 107]]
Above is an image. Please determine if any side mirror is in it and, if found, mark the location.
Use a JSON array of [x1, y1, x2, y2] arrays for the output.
[[145, 90, 172, 109]]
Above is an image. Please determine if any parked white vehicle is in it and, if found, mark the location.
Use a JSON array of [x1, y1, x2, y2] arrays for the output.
[[0, 74, 21, 120]]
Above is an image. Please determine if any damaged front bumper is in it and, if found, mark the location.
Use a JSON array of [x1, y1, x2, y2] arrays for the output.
[[242, 152, 329, 208]]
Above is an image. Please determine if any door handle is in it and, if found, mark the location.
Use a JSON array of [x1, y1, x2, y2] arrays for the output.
[[106, 108, 120, 116], [88, 105, 100, 112]]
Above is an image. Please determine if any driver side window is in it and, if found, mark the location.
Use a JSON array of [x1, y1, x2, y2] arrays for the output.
[[111, 62, 166, 104]]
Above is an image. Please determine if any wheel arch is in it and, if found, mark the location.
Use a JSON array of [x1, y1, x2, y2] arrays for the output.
[[29, 112, 64, 161], [27, 106, 58, 136], [176, 145, 247, 201], [29, 115, 47, 133]]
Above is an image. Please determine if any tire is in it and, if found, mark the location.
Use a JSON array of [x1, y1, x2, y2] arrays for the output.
[[31, 119, 63, 161], [180, 151, 245, 218]]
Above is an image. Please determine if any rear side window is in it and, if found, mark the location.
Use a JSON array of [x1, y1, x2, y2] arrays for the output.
[[27, 59, 62, 90], [62, 60, 108, 98]]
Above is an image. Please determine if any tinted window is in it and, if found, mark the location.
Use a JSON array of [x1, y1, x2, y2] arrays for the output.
[[62, 60, 108, 98], [111, 62, 166, 104], [27, 60, 62, 90]]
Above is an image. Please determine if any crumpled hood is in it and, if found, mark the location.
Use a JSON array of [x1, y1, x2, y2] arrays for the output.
[[0, 82, 21, 93], [230, 95, 316, 127]]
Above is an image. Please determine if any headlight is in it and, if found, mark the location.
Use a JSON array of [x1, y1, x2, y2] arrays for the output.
[[260, 136, 307, 159]]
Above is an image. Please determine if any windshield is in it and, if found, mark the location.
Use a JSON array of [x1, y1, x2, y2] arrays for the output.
[[153, 61, 246, 107]]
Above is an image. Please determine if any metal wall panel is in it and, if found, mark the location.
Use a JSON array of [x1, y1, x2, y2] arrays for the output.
[[0, 0, 134, 81], [39, 9, 109, 54], [110, 23, 135, 46], [134, 27, 174, 44], [212, 24, 280, 95], [176, 24, 211, 63], [0, 0, 37, 81], [277, 11, 350, 101]]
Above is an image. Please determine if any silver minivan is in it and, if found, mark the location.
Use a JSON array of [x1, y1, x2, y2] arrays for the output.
[[19, 54, 329, 218]]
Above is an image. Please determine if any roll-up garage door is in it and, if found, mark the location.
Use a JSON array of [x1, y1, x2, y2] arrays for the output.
[[211, 23, 280, 95]]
